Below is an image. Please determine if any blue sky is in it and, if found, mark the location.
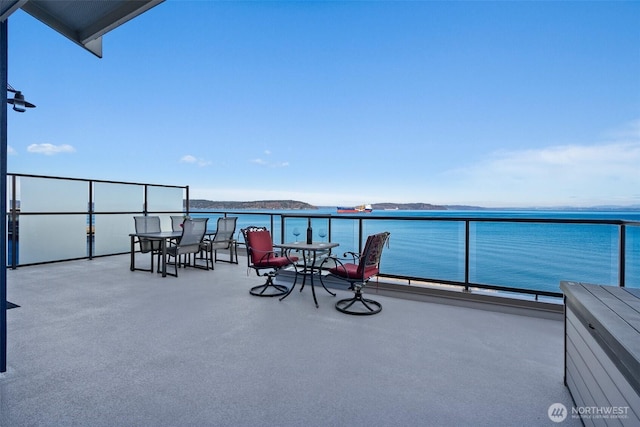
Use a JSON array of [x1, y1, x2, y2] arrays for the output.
[[6, 1, 640, 207]]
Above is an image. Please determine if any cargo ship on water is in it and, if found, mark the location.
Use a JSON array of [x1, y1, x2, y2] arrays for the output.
[[336, 204, 373, 213]]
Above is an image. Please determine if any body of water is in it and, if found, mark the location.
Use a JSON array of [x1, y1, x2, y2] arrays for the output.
[[193, 208, 640, 295]]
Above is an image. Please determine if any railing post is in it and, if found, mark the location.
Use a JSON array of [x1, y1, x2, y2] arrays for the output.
[[88, 180, 94, 259], [270, 214, 275, 242], [185, 185, 190, 215], [10, 174, 17, 269], [358, 218, 364, 254], [1, 17, 9, 373], [280, 215, 285, 244], [619, 224, 626, 288], [143, 184, 148, 215], [464, 220, 470, 292]]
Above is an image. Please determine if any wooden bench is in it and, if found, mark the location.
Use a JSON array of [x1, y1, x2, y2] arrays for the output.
[[560, 281, 640, 426]]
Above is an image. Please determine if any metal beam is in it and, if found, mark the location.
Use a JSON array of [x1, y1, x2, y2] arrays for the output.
[[0, 0, 27, 22], [1, 17, 9, 373], [0, 0, 164, 373], [20, 0, 163, 58]]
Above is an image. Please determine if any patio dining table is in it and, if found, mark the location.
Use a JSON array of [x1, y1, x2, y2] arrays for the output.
[[130, 230, 215, 277], [130, 231, 181, 277], [275, 241, 339, 307]]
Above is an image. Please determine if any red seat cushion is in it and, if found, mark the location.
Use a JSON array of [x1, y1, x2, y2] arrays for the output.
[[247, 228, 297, 268], [254, 255, 298, 268], [329, 263, 378, 280]]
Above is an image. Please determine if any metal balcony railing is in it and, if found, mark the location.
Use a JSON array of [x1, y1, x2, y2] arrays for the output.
[[5, 173, 640, 300]]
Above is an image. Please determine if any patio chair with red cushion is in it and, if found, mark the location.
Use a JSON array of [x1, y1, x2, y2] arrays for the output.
[[241, 226, 298, 297], [321, 231, 390, 315]]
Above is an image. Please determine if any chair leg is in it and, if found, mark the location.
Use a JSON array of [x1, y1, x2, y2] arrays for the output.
[[213, 242, 238, 264], [192, 249, 210, 271], [335, 288, 382, 315], [164, 252, 179, 277], [132, 250, 155, 273], [207, 247, 214, 270], [155, 250, 162, 273], [250, 273, 289, 297]]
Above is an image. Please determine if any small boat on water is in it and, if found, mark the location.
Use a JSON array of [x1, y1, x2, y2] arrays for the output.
[[336, 204, 373, 214]]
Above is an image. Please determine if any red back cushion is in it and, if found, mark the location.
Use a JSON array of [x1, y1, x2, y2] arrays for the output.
[[247, 230, 273, 264]]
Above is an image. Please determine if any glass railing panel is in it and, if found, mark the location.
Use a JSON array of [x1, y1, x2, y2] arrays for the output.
[[626, 225, 640, 289], [93, 182, 144, 255], [363, 219, 465, 282], [147, 186, 184, 213], [20, 176, 87, 212], [148, 186, 184, 231], [189, 212, 223, 236], [469, 222, 619, 294], [327, 217, 361, 255], [283, 216, 314, 243], [20, 214, 87, 263], [18, 177, 88, 263], [233, 213, 277, 242], [185, 211, 277, 244], [94, 214, 136, 255], [94, 182, 142, 211]]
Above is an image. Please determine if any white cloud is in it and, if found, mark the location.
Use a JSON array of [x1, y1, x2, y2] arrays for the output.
[[7, 146, 17, 155], [250, 159, 289, 168], [440, 139, 640, 207], [249, 148, 289, 168], [180, 154, 211, 167], [181, 155, 197, 163], [27, 143, 75, 155], [192, 121, 640, 208]]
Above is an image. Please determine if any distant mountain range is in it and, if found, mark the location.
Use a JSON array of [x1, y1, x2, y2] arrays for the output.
[[188, 199, 640, 211], [371, 202, 448, 210], [189, 200, 473, 210], [188, 199, 317, 210], [188, 199, 454, 210]]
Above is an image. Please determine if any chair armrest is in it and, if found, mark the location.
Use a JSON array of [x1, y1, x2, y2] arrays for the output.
[[255, 250, 283, 264], [342, 251, 360, 263], [319, 254, 346, 271]]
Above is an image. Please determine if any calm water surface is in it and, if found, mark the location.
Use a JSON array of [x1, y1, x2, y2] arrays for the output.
[[192, 208, 640, 295]]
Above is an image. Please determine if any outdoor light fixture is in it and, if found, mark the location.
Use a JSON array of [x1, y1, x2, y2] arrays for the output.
[[6, 83, 35, 112]]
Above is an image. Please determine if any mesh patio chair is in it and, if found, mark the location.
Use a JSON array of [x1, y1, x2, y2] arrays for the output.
[[320, 231, 390, 315], [241, 226, 298, 297], [200, 217, 238, 269], [133, 216, 162, 273], [165, 218, 209, 277], [171, 215, 184, 231]]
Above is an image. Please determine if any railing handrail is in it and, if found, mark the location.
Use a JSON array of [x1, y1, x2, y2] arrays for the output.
[[183, 210, 638, 298], [8, 172, 186, 189], [5, 175, 639, 299]]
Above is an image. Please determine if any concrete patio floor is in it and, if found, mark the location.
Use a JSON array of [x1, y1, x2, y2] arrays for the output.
[[1, 254, 580, 426]]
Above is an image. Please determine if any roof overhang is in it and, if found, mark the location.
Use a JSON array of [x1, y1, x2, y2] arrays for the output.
[[0, 0, 164, 57]]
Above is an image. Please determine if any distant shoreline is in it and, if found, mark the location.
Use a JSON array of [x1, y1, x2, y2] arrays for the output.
[[188, 199, 640, 211]]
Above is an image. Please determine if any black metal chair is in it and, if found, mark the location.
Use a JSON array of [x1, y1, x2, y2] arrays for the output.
[[241, 226, 298, 297], [133, 216, 162, 273], [321, 231, 390, 315]]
